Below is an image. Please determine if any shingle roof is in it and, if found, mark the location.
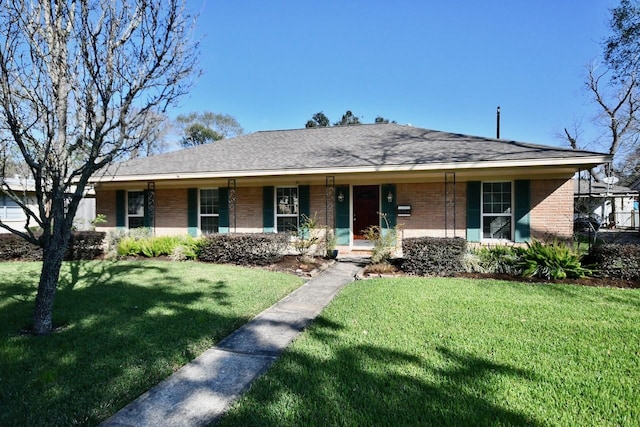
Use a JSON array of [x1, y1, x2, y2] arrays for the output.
[[574, 179, 639, 196], [99, 123, 610, 180]]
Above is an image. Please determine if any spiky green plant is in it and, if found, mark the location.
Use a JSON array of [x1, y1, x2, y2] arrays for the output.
[[517, 240, 590, 280]]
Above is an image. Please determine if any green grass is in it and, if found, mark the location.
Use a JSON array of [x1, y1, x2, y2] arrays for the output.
[[0, 260, 303, 425], [221, 277, 640, 427]]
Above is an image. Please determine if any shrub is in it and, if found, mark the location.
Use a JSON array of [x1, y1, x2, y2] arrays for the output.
[[293, 214, 321, 256], [198, 233, 289, 265], [516, 240, 589, 280], [0, 231, 105, 261], [402, 237, 467, 276], [363, 224, 398, 265], [64, 231, 105, 260], [0, 234, 42, 261], [117, 235, 201, 259], [471, 245, 521, 275], [363, 213, 399, 264], [588, 243, 640, 281]]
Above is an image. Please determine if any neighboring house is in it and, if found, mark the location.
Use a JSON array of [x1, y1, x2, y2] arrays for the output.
[[0, 176, 38, 232], [574, 178, 640, 230], [0, 176, 97, 232], [91, 123, 610, 247]]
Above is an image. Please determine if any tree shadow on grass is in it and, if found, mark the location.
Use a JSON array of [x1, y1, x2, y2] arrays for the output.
[[0, 261, 256, 425], [219, 317, 542, 427]]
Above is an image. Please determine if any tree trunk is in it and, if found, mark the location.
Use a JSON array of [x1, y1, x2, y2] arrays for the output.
[[32, 231, 68, 335]]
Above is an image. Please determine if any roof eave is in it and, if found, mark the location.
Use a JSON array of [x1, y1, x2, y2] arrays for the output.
[[91, 155, 612, 183]]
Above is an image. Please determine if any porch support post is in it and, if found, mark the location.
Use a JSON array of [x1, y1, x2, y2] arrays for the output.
[[325, 176, 335, 230], [228, 178, 237, 233], [325, 176, 336, 251], [445, 172, 456, 238], [146, 181, 156, 233]]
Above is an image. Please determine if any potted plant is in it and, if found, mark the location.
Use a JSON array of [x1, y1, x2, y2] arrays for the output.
[[325, 228, 338, 259]]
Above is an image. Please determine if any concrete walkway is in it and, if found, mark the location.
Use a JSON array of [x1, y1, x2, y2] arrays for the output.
[[101, 260, 362, 427]]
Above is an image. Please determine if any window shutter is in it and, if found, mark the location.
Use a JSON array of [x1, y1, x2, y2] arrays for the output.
[[219, 187, 229, 233], [380, 184, 396, 229], [514, 180, 531, 242], [263, 186, 274, 233], [335, 185, 350, 245], [466, 181, 481, 242], [298, 185, 311, 220], [187, 188, 198, 237], [115, 190, 126, 229]]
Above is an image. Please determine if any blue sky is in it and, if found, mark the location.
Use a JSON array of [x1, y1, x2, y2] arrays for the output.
[[177, 0, 615, 150]]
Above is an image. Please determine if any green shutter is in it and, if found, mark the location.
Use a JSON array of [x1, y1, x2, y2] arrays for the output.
[[299, 185, 311, 220], [219, 187, 229, 234], [380, 184, 396, 230], [466, 181, 481, 242], [335, 185, 350, 245], [263, 186, 274, 233], [115, 190, 126, 229], [514, 180, 531, 242], [187, 188, 198, 237]]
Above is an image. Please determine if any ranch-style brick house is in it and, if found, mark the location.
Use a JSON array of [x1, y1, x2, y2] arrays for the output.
[[92, 123, 611, 248]]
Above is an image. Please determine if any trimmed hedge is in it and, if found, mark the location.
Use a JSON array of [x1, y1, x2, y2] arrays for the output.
[[198, 233, 289, 266], [402, 237, 467, 276], [65, 231, 106, 261], [0, 231, 105, 261], [0, 234, 42, 261], [588, 243, 640, 281]]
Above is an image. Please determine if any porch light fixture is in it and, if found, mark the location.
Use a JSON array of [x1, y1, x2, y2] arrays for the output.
[[387, 191, 393, 203], [337, 191, 345, 203]]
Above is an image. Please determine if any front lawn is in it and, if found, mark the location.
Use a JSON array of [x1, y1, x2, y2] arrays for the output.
[[221, 277, 640, 426], [0, 261, 303, 425]]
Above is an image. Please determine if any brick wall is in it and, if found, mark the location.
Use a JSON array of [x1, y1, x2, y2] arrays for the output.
[[95, 189, 116, 228], [530, 178, 574, 239], [154, 189, 188, 235], [396, 182, 467, 238], [95, 178, 575, 241], [235, 186, 263, 232], [310, 185, 333, 227]]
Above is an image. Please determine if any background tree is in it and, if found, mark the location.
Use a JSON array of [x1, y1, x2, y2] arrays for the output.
[[128, 111, 173, 158], [175, 111, 243, 148], [334, 110, 361, 126], [304, 110, 395, 128], [563, 0, 640, 182], [605, 0, 640, 81], [305, 111, 331, 128], [0, 0, 198, 335], [375, 116, 397, 124]]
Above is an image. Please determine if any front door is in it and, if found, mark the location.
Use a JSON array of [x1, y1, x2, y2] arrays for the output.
[[353, 185, 380, 240]]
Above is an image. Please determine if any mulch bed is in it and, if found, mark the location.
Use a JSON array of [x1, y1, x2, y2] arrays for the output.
[[452, 271, 640, 289], [263, 255, 333, 277], [356, 260, 640, 289]]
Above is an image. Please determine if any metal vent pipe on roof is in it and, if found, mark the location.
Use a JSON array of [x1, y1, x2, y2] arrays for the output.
[[496, 106, 500, 139]]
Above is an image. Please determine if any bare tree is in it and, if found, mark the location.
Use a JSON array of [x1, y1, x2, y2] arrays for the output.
[[563, 63, 640, 180], [128, 111, 174, 158], [0, 0, 198, 335]]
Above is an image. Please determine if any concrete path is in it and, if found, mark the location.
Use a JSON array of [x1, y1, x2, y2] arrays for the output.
[[100, 260, 362, 427]]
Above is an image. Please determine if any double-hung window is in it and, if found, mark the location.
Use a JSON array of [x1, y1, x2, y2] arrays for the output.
[[482, 182, 512, 240], [127, 190, 145, 229], [0, 195, 25, 221], [200, 189, 219, 234], [276, 187, 298, 232]]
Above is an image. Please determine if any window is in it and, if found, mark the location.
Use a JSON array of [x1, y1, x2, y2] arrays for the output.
[[276, 187, 298, 232], [482, 182, 512, 240], [200, 189, 219, 234], [127, 190, 145, 229], [0, 195, 25, 221]]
